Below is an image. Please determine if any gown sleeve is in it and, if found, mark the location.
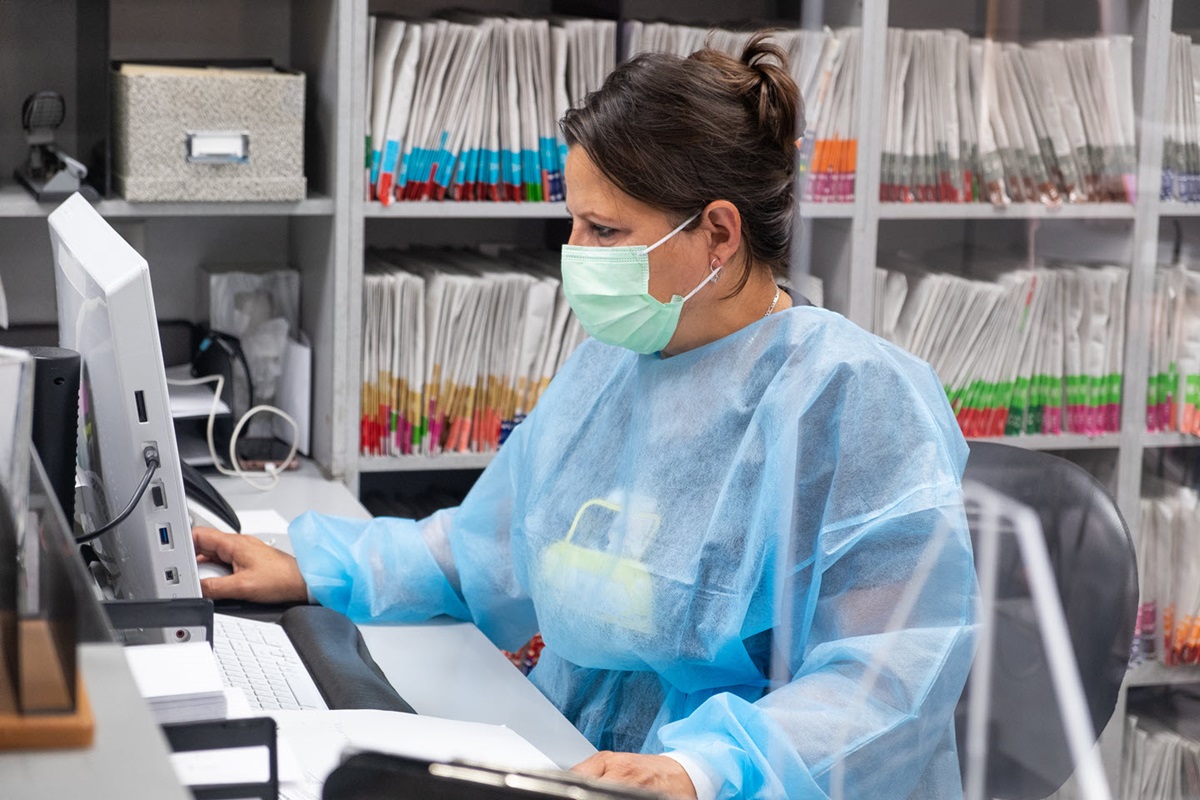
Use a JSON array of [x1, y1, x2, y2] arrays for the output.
[[288, 416, 541, 652]]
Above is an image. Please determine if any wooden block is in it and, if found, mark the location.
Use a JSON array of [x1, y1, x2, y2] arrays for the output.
[[0, 674, 93, 750], [18, 618, 72, 714]]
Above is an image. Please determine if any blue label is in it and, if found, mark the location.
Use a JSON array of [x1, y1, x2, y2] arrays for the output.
[[522, 148, 539, 187], [465, 148, 480, 186], [454, 148, 471, 187], [381, 141, 400, 181], [500, 151, 512, 188], [370, 150, 383, 187], [487, 150, 500, 186], [397, 151, 411, 189]]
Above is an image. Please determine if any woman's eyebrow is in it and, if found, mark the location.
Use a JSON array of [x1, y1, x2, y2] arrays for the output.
[[567, 206, 622, 226]]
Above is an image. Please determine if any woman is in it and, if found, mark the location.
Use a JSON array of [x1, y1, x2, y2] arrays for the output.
[[195, 34, 977, 799]]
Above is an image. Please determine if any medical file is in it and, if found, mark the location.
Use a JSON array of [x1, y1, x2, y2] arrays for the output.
[[880, 31, 1135, 206], [365, 14, 615, 204], [877, 259, 1128, 438], [1162, 33, 1200, 202], [361, 248, 584, 457], [1144, 264, 1200, 435]]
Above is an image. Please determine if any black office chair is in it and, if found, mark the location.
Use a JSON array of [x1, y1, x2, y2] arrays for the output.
[[956, 441, 1138, 799]]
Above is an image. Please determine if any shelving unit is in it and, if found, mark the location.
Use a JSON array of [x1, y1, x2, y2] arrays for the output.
[[7, 0, 1200, 787]]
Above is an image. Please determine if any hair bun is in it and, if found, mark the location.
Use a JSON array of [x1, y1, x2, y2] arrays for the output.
[[739, 33, 803, 152]]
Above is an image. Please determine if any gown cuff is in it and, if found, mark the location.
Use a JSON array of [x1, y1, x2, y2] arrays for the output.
[[663, 750, 720, 800]]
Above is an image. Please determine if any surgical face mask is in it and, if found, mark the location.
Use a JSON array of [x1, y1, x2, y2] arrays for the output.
[[561, 212, 720, 355]]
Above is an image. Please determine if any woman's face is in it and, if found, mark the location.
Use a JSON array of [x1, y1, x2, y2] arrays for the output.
[[563, 145, 712, 306]]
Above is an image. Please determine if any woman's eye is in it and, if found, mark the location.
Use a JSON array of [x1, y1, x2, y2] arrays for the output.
[[592, 224, 616, 240]]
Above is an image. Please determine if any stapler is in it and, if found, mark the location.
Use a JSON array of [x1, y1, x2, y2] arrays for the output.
[[14, 91, 99, 202]]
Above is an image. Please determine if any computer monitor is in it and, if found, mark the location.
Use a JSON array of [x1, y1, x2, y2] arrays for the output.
[[49, 193, 201, 606]]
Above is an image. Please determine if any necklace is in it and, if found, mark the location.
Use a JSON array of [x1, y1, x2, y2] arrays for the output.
[[764, 287, 781, 317]]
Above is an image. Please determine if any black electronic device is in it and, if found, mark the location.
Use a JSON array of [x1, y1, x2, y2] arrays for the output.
[[323, 752, 666, 800], [24, 346, 81, 526], [190, 327, 254, 463], [14, 92, 99, 202], [181, 460, 242, 533]]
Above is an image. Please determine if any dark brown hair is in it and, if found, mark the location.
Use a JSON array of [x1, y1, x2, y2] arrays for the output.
[[561, 32, 804, 293]]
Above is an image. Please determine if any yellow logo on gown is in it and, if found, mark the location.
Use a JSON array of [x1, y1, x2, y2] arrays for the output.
[[541, 498, 660, 635]]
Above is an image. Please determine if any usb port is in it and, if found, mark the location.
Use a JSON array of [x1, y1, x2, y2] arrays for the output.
[[158, 525, 171, 548], [151, 483, 166, 508], [164, 567, 179, 585], [135, 390, 147, 423]]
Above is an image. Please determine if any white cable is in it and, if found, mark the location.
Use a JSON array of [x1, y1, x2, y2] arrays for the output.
[[166, 374, 300, 492]]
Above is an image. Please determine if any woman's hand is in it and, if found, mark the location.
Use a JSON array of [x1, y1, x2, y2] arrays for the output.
[[191, 527, 309, 604], [571, 752, 697, 798]]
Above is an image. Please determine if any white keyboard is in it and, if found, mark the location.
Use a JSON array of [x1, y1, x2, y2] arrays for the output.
[[213, 613, 328, 711]]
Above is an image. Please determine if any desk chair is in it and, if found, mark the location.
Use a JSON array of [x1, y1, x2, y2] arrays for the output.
[[956, 441, 1137, 800]]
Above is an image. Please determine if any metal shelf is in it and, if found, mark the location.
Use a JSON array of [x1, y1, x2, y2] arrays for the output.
[[1157, 201, 1200, 218], [1126, 661, 1200, 687], [1143, 431, 1200, 448], [967, 433, 1123, 451], [0, 186, 335, 218], [799, 202, 855, 219], [364, 201, 570, 219], [359, 452, 496, 472], [877, 202, 1135, 220]]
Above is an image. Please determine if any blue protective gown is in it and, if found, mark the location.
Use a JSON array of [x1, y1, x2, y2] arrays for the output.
[[292, 306, 978, 799]]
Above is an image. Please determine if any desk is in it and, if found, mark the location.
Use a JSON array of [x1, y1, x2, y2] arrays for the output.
[[0, 644, 191, 800], [214, 464, 597, 769]]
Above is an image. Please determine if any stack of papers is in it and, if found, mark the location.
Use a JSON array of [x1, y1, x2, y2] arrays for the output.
[[366, 14, 615, 205], [624, 23, 859, 204], [1121, 712, 1200, 799], [879, 31, 1136, 205], [1142, 265, 1200, 435], [876, 260, 1128, 438], [1147, 266, 1190, 433], [361, 248, 584, 457], [125, 642, 228, 724], [1162, 34, 1200, 202], [1134, 481, 1200, 670]]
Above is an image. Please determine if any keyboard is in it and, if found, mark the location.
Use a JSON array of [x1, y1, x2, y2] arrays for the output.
[[213, 613, 328, 711]]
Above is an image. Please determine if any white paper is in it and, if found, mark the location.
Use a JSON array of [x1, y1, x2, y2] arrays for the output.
[[273, 336, 311, 455], [269, 709, 557, 798], [125, 641, 225, 701], [236, 508, 292, 535], [171, 745, 271, 787]]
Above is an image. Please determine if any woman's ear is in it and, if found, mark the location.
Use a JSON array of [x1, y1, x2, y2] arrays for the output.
[[701, 200, 742, 269]]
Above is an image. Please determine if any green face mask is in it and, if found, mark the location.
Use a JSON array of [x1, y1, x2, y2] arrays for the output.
[[560, 212, 719, 355]]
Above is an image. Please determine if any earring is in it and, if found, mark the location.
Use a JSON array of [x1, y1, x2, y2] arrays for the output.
[[709, 257, 722, 280]]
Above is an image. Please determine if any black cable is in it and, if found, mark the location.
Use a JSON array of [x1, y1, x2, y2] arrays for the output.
[[75, 445, 160, 544]]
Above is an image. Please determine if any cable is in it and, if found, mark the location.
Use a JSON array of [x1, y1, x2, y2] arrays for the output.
[[167, 373, 300, 491], [75, 445, 160, 544]]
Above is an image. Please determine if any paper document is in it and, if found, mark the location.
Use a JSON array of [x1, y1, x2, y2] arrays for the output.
[[125, 641, 228, 724], [270, 709, 557, 799], [236, 508, 292, 535]]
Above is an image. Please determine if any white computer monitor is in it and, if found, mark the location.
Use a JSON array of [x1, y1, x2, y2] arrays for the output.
[[49, 193, 201, 604]]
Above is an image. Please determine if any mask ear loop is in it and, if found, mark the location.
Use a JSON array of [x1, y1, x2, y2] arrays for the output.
[[643, 211, 701, 254], [681, 260, 722, 302]]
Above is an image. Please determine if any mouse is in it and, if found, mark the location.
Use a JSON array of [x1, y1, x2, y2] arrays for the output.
[[196, 560, 234, 580]]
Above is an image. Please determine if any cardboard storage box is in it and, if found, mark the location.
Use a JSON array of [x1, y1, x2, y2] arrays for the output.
[[112, 64, 306, 202]]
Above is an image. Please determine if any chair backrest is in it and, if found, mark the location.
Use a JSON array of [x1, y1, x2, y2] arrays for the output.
[[956, 441, 1137, 800]]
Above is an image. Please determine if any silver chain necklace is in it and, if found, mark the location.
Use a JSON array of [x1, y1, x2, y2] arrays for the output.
[[764, 287, 781, 317]]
